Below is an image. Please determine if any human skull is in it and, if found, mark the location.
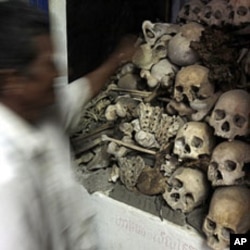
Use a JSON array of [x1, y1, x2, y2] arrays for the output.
[[209, 89, 250, 140], [226, 0, 250, 27], [203, 186, 250, 250], [167, 22, 204, 66], [132, 34, 171, 70], [140, 59, 178, 88], [174, 121, 215, 160], [177, 0, 205, 23], [199, 0, 230, 27], [117, 73, 139, 90], [142, 20, 180, 46], [174, 64, 214, 103], [208, 140, 250, 186], [163, 167, 210, 213]]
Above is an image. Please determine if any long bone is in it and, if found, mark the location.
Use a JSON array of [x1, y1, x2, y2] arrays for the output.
[[107, 85, 153, 98], [101, 135, 156, 156]]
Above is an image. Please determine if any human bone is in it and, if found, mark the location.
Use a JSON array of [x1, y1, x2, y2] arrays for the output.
[[163, 167, 210, 213], [102, 134, 156, 156], [140, 59, 178, 88], [105, 95, 140, 121], [132, 34, 171, 70], [190, 91, 222, 121], [155, 114, 185, 149], [132, 43, 157, 69], [119, 122, 134, 137], [137, 166, 167, 195], [160, 154, 180, 177], [85, 145, 110, 170], [166, 99, 195, 117], [142, 20, 180, 46], [107, 136, 134, 158], [105, 105, 118, 121], [167, 22, 204, 66], [133, 103, 184, 150], [209, 89, 250, 140], [109, 164, 120, 183], [174, 121, 215, 160], [203, 186, 250, 250], [116, 63, 135, 78], [208, 140, 250, 186], [226, 0, 250, 27], [134, 130, 160, 149], [138, 102, 163, 133], [177, 0, 205, 23], [114, 96, 140, 118], [117, 73, 140, 90], [108, 85, 153, 99], [118, 156, 146, 191], [199, 0, 229, 27], [174, 64, 214, 103]]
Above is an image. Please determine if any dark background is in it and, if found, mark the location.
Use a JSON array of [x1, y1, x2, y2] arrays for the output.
[[66, 0, 171, 82]]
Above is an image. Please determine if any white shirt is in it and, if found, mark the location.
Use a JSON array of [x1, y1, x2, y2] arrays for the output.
[[0, 77, 98, 250]]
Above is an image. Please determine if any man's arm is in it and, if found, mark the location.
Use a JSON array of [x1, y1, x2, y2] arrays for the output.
[[85, 35, 137, 98], [56, 35, 137, 131]]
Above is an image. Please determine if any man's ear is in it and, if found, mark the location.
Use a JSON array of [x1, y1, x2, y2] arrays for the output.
[[0, 69, 25, 97]]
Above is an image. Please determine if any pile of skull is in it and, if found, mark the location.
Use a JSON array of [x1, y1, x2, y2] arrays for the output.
[[72, 1, 250, 249]]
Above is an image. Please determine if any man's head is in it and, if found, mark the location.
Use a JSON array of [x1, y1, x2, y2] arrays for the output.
[[0, 1, 58, 122]]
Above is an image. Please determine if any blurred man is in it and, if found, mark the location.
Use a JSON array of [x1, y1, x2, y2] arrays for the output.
[[0, 1, 136, 249]]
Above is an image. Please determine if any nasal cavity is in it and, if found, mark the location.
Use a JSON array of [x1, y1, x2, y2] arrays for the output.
[[221, 121, 230, 132]]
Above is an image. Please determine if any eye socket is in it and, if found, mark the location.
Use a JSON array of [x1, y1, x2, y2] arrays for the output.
[[233, 115, 246, 128], [225, 160, 237, 171], [214, 109, 226, 120], [176, 85, 184, 93], [175, 137, 185, 147], [237, 6, 248, 16], [214, 10, 222, 20], [191, 85, 199, 93], [206, 218, 216, 231], [204, 6, 212, 19], [193, 7, 201, 14], [191, 136, 203, 148], [221, 227, 235, 240], [171, 178, 183, 189], [210, 161, 218, 169], [185, 193, 194, 205]]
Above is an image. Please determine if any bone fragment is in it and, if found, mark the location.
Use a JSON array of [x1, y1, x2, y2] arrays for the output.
[[101, 135, 156, 155], [108, 85, 153, 98]]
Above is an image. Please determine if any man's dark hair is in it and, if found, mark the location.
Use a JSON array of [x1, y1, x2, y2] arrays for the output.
[[0, 0, 50, 72]]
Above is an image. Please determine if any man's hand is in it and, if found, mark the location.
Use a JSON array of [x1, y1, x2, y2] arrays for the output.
[[111, 34, 138, 66]]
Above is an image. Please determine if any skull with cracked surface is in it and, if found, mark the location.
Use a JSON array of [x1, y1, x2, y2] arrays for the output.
[[209, 89, 250, 140], [174, 121, 215, 160], [174, 64, 214, 103], [203, 186, 250, 250], [226, 0, 250, 27], [199, 0, 230, 27], [208, 140, 250, 186], [167, 22, 204, 66], [177, 0, 205, 23], [163, 167, 210, 213]]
